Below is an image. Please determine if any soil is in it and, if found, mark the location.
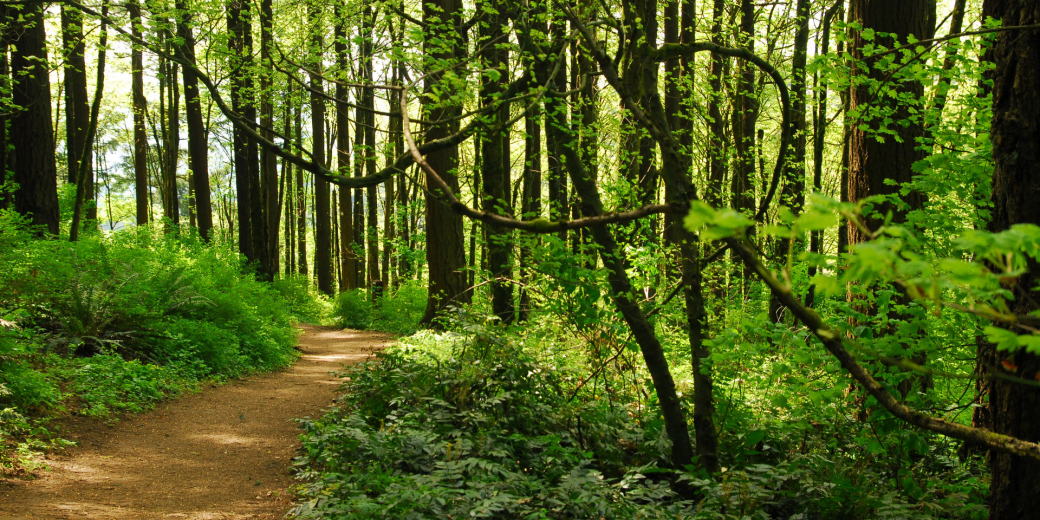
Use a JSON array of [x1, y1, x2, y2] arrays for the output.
[[0, 324, 389, 520]]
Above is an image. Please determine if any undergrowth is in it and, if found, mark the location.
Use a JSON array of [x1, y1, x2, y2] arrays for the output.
[[0, 210, 330, 475], [331, 281, 426, 335], [290, 314, 989, 520]]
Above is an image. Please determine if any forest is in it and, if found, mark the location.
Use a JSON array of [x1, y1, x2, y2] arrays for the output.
[[1, 0, 1040, 517]]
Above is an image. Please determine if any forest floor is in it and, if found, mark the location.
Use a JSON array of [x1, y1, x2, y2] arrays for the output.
[[0, 324, 390, 520]]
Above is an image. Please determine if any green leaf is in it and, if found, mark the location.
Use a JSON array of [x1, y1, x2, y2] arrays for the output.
[[794, 209, 837, 232], [683, 201, 717, 233], [984, 326, 1020, 352]]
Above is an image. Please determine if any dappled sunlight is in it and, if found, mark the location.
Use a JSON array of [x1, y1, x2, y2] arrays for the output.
[[0, 324, 388, 519]]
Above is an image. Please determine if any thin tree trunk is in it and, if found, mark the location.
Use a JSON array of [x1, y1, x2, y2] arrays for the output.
[[308, 1, 333, 295], [70, 2, 109, 242], [335, 2, 355, 290], [479, 0, 514, 323], [362, 6, 378, 287], [295, 100, 308, 276], [770, 0, 809, 321], [807, 0, 842, 308], [62, 6, 91, 195], [261, 0, 278, 274], [130, 0, 149, 227], [177, 0, 212, 241]]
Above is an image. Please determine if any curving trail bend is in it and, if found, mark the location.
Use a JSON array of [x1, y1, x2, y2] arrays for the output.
[[0, 324, 387, 520]]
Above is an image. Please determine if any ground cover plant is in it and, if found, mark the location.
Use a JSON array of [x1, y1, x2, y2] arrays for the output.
[[291, 314, 989, 520], [0, 211, 329, 473]]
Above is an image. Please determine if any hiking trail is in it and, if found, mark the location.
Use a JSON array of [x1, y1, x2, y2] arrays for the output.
[[0, 324, 388, 520]]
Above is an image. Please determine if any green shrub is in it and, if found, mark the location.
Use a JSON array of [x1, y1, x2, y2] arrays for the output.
[[291, 330, 689, 520], [155, 318, 245, 377], [371, 281, 426, 335], [51, 354, 185, 418], [0, 362, 59, 410], [333, 289, 371, 330]]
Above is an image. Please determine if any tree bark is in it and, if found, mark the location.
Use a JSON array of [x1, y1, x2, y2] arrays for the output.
[[295, 101, 308, 276], [770, 0, 809, 321], [260, 0, 278, 274], [978, 2, 1040, 517], [176, 0, 212, 242], [308, 2, 333, 295], [846, 0, 935, 242], [479, 0, 514, 323], [130, 0, 150, 227], [62, 6, 91, 195], [361, 7, 379, 288], [334, 3, 355, 290], [10, 1, 59, 236], [420, 0, 470, 325]]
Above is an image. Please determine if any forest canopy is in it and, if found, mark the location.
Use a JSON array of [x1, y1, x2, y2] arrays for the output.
[[3, 0, 1040, 517]]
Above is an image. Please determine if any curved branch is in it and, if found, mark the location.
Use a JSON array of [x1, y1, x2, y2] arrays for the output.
[[725, 235, 1040, 461], [649, 40, 791, 222], [399, 66, 683, 234]]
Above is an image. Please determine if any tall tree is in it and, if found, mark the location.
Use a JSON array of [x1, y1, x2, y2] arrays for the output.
[[0, 22, 9, 211], [175, 0, 213, 241], [10, 1, 59, 235], [260, 0, 278, 273], [731, 0, 757, 216], [770, 0, 809, 321], [161, 34, 180, 231], [846, 0, 935, 242], [295, 99, 308, 276], [977, 2, 1040, 517], [70, 1, 109, 242], [705, 0, 726, 208], [420, 0, 470, 325], [308, 1, 333, 295], [334, 2, 355, 290], [228, 0, 254, 260], [62, 6, 92, 217], [130, 0, 150, 226], [361, 7, 379, 287], [479, 0, 514, 323]]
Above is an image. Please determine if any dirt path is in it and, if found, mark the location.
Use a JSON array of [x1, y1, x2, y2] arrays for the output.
[[0, 325, 388, 520]]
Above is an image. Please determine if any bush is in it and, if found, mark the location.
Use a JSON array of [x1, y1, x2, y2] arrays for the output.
[[0, 214, 320, 468], [371, 281, 426, 335], [333, 290, 371, 330], [291, 330, 690, 520], [332, 281, 426, 335]]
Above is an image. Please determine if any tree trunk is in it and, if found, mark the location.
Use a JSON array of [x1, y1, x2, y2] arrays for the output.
[[176, 0, 212, 242], [479, 0, 514, 323], [0, 31, 9, 212], [705, 0, 726, 210], [295, 101, 308, 276], [130, 0, 150, 227], [420, 0, 469, 325], [361, 7, 379, 288], [308, 2, 333, 295], [732, 0, 757, 216], [978, 2, 1040, 517], [62, 6, 91, 195], [164, 38, 181, 231], [70, 2, 108, 242], [807, 0, 842, 308], [260, 0, 278, 274], [10, 1, 59, 236], [846, 0, 935, 241], [334, 3, 355, 290], [228, 0, 255, 261], [770, 0, 809, 321]]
